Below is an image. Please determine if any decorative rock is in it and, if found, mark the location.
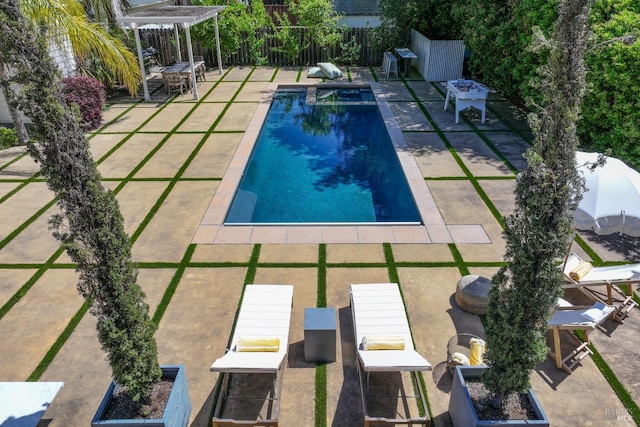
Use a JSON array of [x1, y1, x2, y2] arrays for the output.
[[455, 275, 491, 315]]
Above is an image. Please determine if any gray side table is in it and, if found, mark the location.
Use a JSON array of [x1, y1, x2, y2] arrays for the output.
[[304, 307, 337, 362]]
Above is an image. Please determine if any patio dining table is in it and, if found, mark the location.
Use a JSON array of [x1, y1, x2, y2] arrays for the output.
[[161, 61, 205, 92]]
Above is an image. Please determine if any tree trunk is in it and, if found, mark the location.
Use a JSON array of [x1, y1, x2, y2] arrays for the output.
[[0, 62, 29, 144]]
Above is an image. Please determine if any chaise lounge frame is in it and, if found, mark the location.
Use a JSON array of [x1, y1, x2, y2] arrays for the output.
[[210, 284, 294, 427], [562, 253, 639, 323], [547, 298, 615, 374], [350, 283, 431, 427]]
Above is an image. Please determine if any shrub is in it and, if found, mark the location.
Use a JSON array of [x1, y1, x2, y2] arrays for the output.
[[0, 126, 19, 149], [335, 34, 362, 66], [61, 75, 106, 131]]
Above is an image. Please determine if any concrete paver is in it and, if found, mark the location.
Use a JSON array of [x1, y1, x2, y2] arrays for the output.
[[97, 133, 165, 178], [132, 181, 217, 263], [182, 132, 242, 178], [0, 67, 638, 427], [176, 102, 226, 133]]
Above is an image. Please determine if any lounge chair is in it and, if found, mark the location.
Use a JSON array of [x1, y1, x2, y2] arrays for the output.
[[547, 297, 615, 374], [562, 253, 639, 322], [350, 283, 431, 427], [210, 284, 293, 427]]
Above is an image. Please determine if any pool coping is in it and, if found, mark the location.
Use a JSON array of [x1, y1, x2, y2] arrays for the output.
[[192, 81, 491, 244]]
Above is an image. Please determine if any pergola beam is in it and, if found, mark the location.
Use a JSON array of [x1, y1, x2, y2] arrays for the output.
[[117, 6, 226, 101]]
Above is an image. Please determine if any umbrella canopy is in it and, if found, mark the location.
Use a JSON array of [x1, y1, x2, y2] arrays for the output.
[[573, 151, 640, 236]]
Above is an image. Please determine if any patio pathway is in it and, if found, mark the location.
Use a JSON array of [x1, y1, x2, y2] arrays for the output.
[[0, 66, 637, 426]]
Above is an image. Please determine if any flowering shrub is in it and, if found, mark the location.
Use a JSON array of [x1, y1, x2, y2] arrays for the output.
[[62, 75, 106, 131], [0, 126, 19, 149]]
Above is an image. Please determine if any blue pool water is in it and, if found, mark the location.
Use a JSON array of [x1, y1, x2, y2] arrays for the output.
[[225, 87, 421, 224]]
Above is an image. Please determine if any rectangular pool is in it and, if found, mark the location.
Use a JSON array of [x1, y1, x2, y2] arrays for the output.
[[224, 87, 421, 224]]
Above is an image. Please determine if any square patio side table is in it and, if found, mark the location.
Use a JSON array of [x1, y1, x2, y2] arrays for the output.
[[394, 47, 418, 77], [304, 307, 337, 362]]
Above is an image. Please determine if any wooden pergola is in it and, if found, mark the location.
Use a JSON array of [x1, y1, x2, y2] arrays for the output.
[[117, 6, 225, 101]]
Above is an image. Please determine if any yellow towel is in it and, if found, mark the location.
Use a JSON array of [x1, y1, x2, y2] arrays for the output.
[[362, 336, 405, 350], [469, 338, 486, 365], [569, 260, 593, 281], [236, 338, 280, 352]]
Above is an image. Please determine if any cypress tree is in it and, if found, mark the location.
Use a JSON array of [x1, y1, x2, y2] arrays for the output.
[[0, 1, 161, 405], [482, 0, 591, 407]]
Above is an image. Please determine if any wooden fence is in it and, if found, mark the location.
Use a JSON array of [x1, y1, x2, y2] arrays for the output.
[[139, 26, 383, 68]]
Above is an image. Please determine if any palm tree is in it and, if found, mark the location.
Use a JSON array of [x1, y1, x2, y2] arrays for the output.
[[1, 0, 140, 144], [19, 0, 140, 94]]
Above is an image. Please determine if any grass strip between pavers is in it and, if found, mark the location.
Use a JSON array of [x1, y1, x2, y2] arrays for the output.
[[0, 198, 56, 250], [208, 243, 261, 423], [315, 243, 328, 426], [3, 68, 638, 424], [317, 244, 327, 308], [315, 363, 327, 427], [384, 243, 433, 421], [431, 83, 519, 175], [0, 148, 30, 172], [403, 81, 508, 229], [572, 330, 640, 424], [448, 243, 470, 276], [27, 301, 90, 381], [0, 247, 65, 321], [151, 244, 196, 325]]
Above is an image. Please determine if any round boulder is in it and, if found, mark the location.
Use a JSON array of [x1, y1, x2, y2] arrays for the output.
[[455, 275, 491, 315]]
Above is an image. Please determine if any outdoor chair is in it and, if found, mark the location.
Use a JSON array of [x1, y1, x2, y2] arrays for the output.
[[562, 253, 639, 323], [193, 55, 206, 82], [547, 297, 615, 374], [382, 51, 398, 79], [350, 283, 431, 426], [210, 284, 293, 427], [163, 72, 188, 96]]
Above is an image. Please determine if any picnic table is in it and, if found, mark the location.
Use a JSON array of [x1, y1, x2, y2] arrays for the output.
[[394, 48, 417, 77]]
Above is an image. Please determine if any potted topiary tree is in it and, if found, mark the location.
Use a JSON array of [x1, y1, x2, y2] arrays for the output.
[[0, 3, 190, 425], [449, 0, 591, 425]]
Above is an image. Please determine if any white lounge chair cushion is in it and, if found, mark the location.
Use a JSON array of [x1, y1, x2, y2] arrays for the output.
[[581, 302, 614, 323], [564, 254, 640, 283], [358, 349, 431, 372], [318, 62, 343, 80], [549, 300, 614, 327], [351, 283, 431, 372], [210, 284, 293, 373]]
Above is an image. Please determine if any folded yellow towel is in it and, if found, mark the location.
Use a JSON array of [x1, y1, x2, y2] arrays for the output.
[[236, 337, 280, 352], [569, 260, 593, 281], [469, 338, 486, 365], [362, 336, 405, 350]]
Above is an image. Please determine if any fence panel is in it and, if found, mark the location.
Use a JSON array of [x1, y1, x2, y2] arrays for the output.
[[138, 27, 382, 68], [410, 29, 464, 81]]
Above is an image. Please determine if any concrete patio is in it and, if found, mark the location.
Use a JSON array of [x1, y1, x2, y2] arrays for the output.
[[0, 66, 637, 426]]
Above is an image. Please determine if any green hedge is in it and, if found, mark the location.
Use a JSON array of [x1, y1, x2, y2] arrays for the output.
[[381, 0, 640, 168]]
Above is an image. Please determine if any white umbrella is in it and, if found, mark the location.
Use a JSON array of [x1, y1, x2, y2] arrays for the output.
[[573, 151, 640, 236]]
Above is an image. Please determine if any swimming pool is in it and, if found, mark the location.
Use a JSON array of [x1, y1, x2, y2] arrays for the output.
[[225, 87, 421, 224]]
